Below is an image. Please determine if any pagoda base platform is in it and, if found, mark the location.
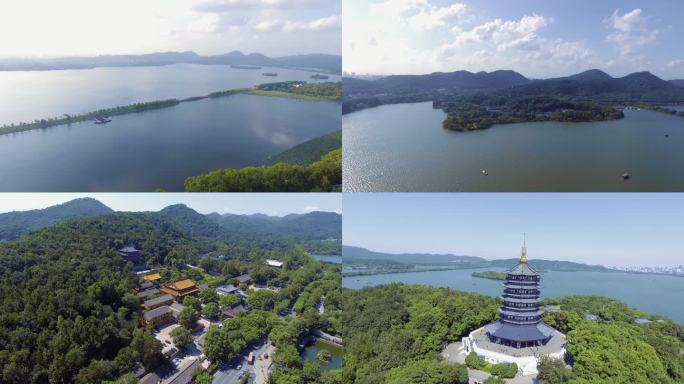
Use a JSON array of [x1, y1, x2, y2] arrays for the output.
[[458, 326, 567, 376]]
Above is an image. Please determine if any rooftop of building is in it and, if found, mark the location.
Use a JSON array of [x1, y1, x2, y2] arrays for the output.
[[144, 294, 174, 307], [164, 279, 198, 291], [472, 326, 566, 357], [143, 305, 172, 321]]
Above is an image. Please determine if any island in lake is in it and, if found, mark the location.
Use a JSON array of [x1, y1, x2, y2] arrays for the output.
[[471, 270, 507, 280], [343, 69, 684, 192]]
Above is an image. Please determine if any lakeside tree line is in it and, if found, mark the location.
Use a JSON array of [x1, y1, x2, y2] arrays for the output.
[[185, 148, 341, 192]]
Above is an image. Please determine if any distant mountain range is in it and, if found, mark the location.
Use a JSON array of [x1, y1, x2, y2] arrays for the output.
[[0, 51, 342, 73], [0, 198, 112, 241], [344, 69, 684, 103], [0, 199, 341, 251], [343, 245, 611, 272], [343, 245, 484, 264]]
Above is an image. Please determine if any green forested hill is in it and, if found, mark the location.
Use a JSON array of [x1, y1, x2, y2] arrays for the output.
[[0, 198, 113, 242], [0, 213, 202, 384], [270, 130, 342, 166], [341, 285, 684, 384], [341, 284, 498, 384]]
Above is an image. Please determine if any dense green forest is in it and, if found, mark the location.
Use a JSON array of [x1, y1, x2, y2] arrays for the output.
[[540, 296, 684, 384], [271, 130, 342, 166], [0, 213, 200, 383], [0, 198, 112, 242], [0, 206, 343, 383], [252, 81, 342, 101], [185, 148, 341, 192], [340, 285, 684, 384], [341, 284, 499, 384], [471, 271, 507, 280], [438, 95, 624, 131]]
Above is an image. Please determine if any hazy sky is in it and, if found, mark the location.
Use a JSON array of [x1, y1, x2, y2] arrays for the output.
[[0, 0, 340, 58], [344, 193, 684, 267], [344, 0, 684, 78], [0, 193, 341, 216]]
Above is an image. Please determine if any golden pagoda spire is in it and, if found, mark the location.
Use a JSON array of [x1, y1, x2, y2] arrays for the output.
[[520, 233, 528, 263]]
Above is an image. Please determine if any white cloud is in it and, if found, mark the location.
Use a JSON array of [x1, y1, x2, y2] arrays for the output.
[[369, 0, 467, 31], [283, 15, 341, 32], [303, 206, 320, 213], [193, 0, 316, 12], [408, 3, 467, 30], [668, 59, 684, 68], [605, 9, 658, 55], [254, 20, 281, 32]]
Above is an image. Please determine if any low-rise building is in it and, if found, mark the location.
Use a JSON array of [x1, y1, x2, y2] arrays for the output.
[[139, 281, 154, 291], [170, 302, 186, 318], [216, 284, 238, 295], [266, 259, 284, 268], [222, 304, 249, 319], [143, 305, 173, 327], [144, 294, 174, 310], [143, 272, 161, 283], [160, 279, 200, 301], [138, 288, 159, 300], [235, 274, 251, 284], [119, 246, 144, 267]]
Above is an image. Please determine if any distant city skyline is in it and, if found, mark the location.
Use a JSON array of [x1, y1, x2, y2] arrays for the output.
[[343, 193, 684, 267], [344, 0, 684, 79], [0, 193, 341, 216], [0, 0, 340, 58]]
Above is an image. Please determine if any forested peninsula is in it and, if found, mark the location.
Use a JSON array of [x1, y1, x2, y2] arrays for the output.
[[0, 81, 341, 136], [343, 69, 684, 133]]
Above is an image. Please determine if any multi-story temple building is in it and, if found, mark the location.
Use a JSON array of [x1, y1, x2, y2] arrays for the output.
[[446, 238, 567, 376], [484, 238, 556, 348]]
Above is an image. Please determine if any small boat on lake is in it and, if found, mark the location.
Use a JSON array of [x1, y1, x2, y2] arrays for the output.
[[622, 172, 631, 180], [481, 169, 488, 176], [310, 74, 329, 80], [94, 116, 112, 124], [263, 72, 278, 77], [231, 65, 262, 70]]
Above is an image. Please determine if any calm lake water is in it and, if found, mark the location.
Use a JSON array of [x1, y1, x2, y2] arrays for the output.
[[342, 268, 684, 323], [343, 102, 684, 192], [0, 95, 340, 191], [301, 339, 343, 371], [313, 254, 342, 264], [0, 64, 340, 126]]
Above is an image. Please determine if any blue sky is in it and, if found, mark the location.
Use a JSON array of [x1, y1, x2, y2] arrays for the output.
[[343, 193, 684, 267], [344, 0, 684, 78], [0, 193, 341, 216], [0, 0, 340, 58]]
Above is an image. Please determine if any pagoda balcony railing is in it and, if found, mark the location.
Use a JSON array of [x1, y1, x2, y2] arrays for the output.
[[502, 304, 541, 311], [500, 296, 542, 303], [501, 294, 539, 301], [504, 283, 539, 291], [506, 276, 540, 282], [503, 289, 540, 295], [500, 318, 542, 325], [500, 308, 544, 317], [501, 309, 541, 316], [503, 280, 538, 286]]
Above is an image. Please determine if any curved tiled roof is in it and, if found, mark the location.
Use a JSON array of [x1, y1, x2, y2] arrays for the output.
[[508, 262, 539, 276], [485, 320, 555, 342]]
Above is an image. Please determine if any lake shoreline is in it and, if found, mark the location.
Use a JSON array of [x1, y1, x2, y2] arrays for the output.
[[0, 84, 340, 136]]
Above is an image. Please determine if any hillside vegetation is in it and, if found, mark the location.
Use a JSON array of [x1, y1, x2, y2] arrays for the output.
[[271, 130, 342, 166], [0, 198, 113, 241], [185, 148, 341, 192]]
